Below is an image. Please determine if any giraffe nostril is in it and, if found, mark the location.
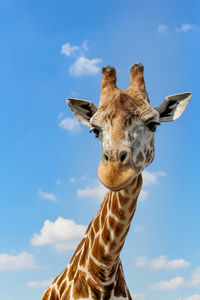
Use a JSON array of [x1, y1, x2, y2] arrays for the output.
[[120, 151, 128, 163], [103, 153, 109, 162]]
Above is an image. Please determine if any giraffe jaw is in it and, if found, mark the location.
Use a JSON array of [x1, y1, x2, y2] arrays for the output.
[[97, 161, 137, 191]]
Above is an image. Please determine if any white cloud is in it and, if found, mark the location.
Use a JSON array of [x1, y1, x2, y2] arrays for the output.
[[150, 255, 190, 270], [150, 276, 184, 290], [132, 292, 146, 300], [136, 256, 148, 267], [0, 252, 37, 271], [61, 40, 88, 57], [58, 117, 81, 132], [61, 43, 79, 56], [77, 181, 108, 202], [69, 56, 102, 76], [158, 24, 168, 32], [187, 268, 200, 287], [136, 255, 189, 270], [31, 217, 87, 253], [139, 189, 149, 201], [175, 24, 199, 33], [61, 41, 101, 77], [150, 267, 200, 292], [38, 188, 56, 202], [142, 170, 166, 187], [134, 225, 144, 233], [138, 170, 166, 202], [27, 279, 51, 290]]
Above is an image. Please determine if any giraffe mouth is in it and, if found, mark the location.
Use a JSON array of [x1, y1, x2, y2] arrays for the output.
[[102, 176, 136, 191], [97, 161, 137, 191]]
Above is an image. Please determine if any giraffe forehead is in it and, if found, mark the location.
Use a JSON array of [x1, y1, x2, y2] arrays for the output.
[[91, 104, 157, 130], [91, 91, 157, 128]]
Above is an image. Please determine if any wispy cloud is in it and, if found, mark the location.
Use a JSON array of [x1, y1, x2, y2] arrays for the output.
[[27, 279, 52, 290], [150, 276, 184, 290], [134, 225, 144, 233], [150, 267, 200, 291], [56, 178, 61, 186], [136, 255, 189, 270], [69, 174, 88, 183], [58, 117, 81, 132], [175, 24, 199, 33], [61, 40, 88, 56], [139, 189, 149, 201], [69, 56, 102, 76], [0, 252, 37, 271], [31, 217, 86, 253], [178, 295, 200, 300], [131, 292, 146, 300], [136, 256, 148, 267], [77, 181, 108, 202], [38, 188, 56, 202], [61, 40, 102, 76], [139, 170, 166, 202], [157, 24, 168, 32], [187, 267, 200, 287], [142, 170, 166, 186]]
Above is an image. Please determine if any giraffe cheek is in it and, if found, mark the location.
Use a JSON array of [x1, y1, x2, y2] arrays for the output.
[[145, 149, 155, 165], [133, 150, 145, 171]]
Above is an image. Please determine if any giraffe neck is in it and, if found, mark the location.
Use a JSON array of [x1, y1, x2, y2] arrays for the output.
[[42, 174, 142, 299], [82, 174, 143, 281]]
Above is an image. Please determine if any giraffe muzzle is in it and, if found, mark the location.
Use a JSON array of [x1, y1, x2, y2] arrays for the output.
[[97, 158, 137, 191]]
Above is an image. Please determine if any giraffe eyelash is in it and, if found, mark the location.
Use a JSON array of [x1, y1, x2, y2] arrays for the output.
[[146, 121, 160, 132], [90, 127, 101, 138]]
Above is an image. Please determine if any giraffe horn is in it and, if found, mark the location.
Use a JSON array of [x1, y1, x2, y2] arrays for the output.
[[125, 63, 150, 103], [100, 66, 118, 105]]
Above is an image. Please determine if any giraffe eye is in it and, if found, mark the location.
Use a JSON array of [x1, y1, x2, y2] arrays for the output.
[[90, 127, 101, 138], [147, 121, 160, 132]]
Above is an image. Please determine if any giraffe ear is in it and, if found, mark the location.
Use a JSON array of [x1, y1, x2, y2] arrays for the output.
[[67, 98, 98, 127], [155, 92, 192, 122]]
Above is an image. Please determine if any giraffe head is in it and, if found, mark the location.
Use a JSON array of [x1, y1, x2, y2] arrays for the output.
[[67, 63, 191, 191]]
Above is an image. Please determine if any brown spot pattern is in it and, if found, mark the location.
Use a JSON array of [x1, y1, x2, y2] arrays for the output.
[[57, 268, 68, 289], [60, 285, 71, 300], [42, 287, 51, 300], [111, 194, 126, 220], [88, 278, 101, 299], [101, 201, 108, 225], [50, 287, 59, 300], [88, 257, 105, 283], [93, 216, 100, 232], [118, 192, 129, 206], [109, 216, 124, 237], [73, 270, 89, 298], [102, 222, 116, 248], [59, 280, 67, 297], [92, 235, 112, 264], [68, 255, 79, 281], [79, 238, 89, 267]]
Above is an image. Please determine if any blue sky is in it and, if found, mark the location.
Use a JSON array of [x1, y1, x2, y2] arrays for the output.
[[0, 0, 200, 299]]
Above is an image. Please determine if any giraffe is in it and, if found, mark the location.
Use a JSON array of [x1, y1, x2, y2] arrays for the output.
[[42, 63, 191, 300]]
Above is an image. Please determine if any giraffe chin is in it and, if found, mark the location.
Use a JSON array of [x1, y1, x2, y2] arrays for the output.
[[97, 161, 137, 191]]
